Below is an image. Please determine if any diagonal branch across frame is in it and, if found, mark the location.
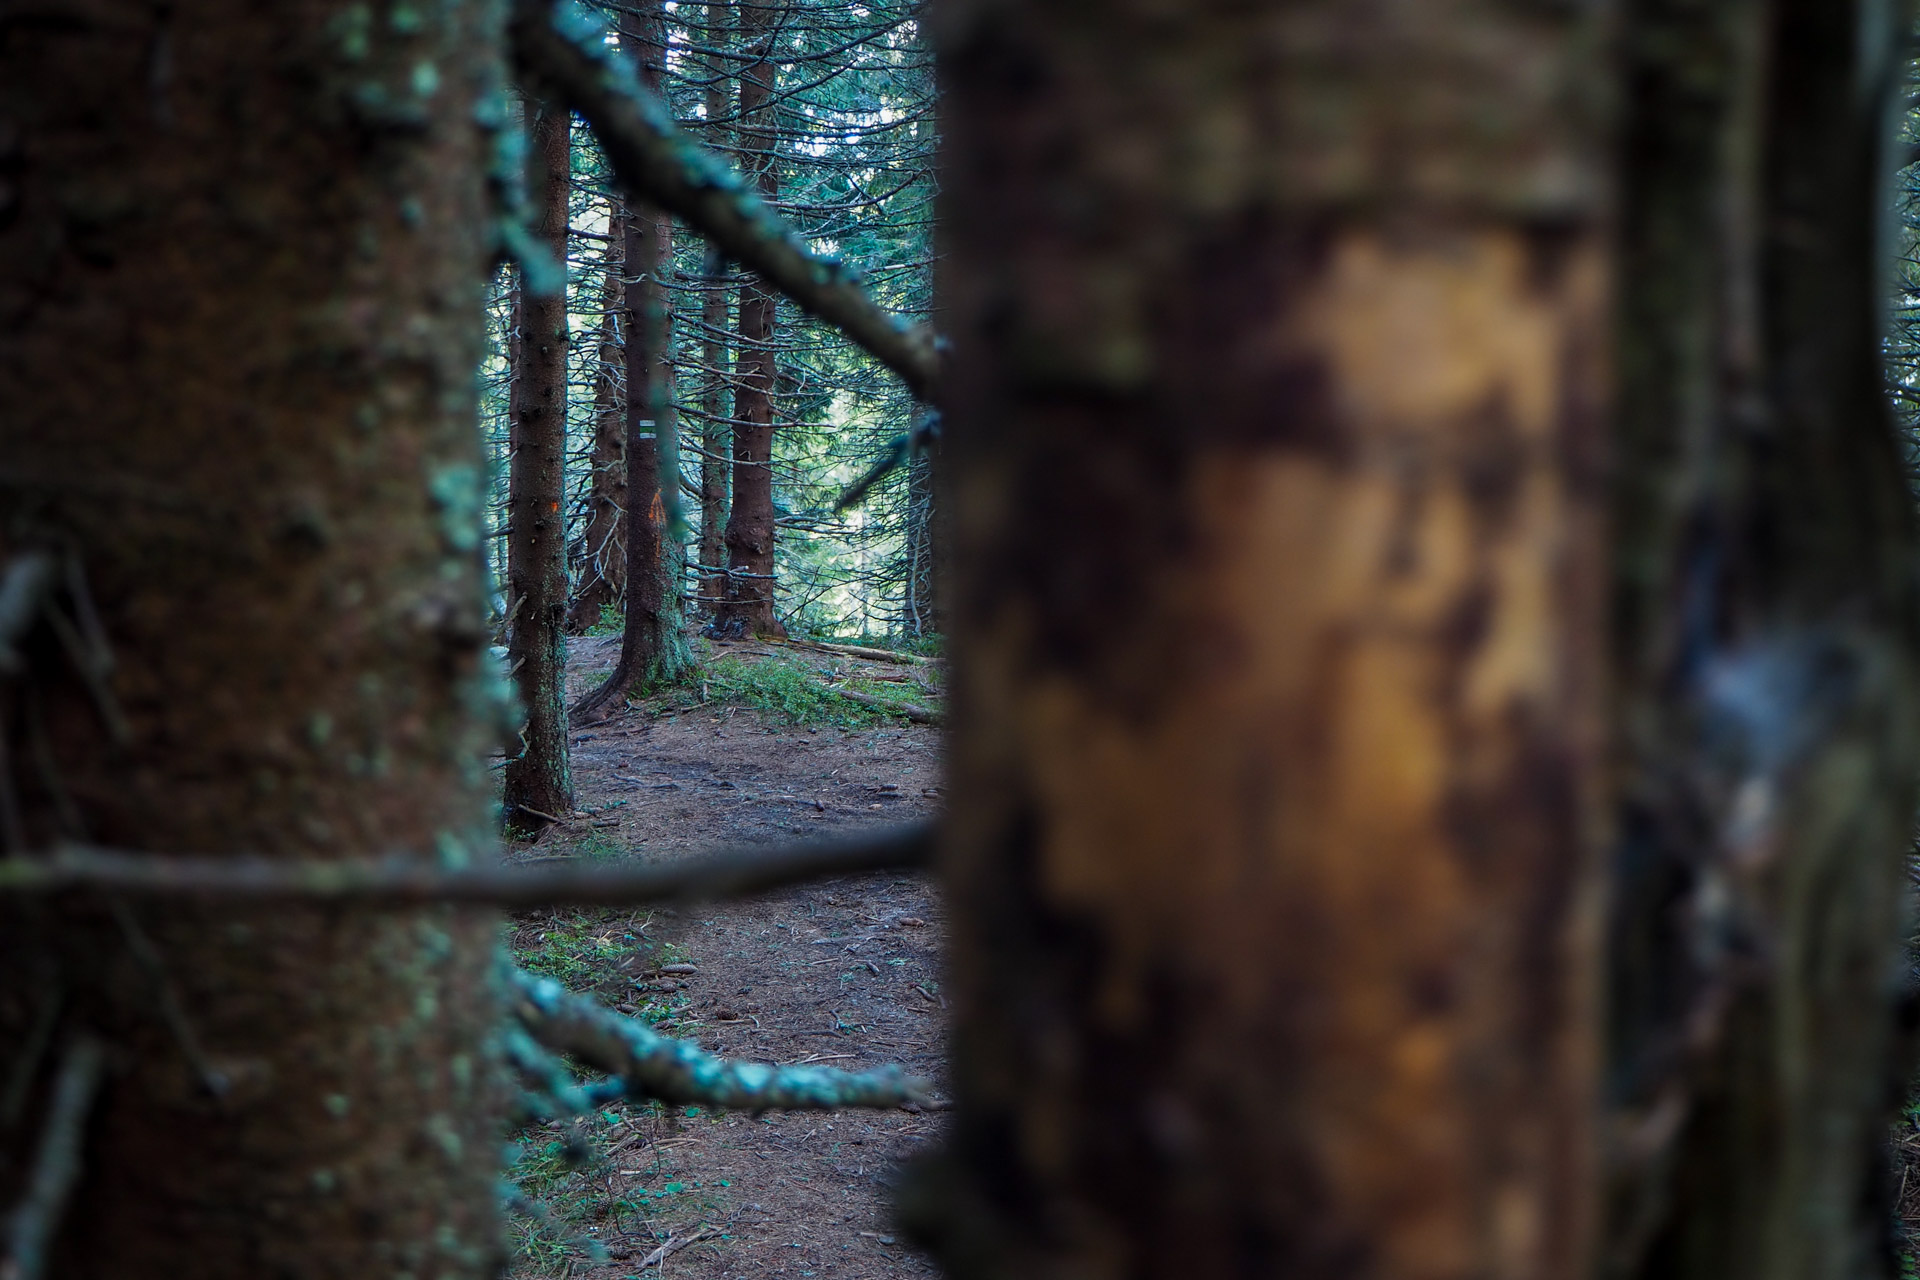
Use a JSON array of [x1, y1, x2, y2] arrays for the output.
[[508, 0, 943, 403]]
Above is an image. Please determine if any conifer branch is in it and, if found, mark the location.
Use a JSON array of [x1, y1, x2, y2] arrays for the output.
[[0, 821, 936, 907], [504, 965, 926, 1111], [508, 0, 941, 401]]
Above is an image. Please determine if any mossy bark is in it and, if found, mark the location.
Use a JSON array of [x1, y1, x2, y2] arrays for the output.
[[0, 2, 510, 1276], [912, 3, 1615, 1276], [1605, 2, 1920, 1277], [502, 95, 574, 833], [717, 0, 786, 640]]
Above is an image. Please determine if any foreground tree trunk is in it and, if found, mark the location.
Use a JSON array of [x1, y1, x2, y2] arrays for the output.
[[716, 0, 786, 639], [566, 240, 629, 635], [914, 2, 1920, 1278], [0, 4, 509, 1276], [502, 96, 574, 833], [915, 1, 1607, 1275], [1604, 3, 1920, 1277]]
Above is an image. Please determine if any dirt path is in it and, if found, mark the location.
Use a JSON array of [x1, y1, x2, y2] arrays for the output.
[[504, 639, 947, 1280]]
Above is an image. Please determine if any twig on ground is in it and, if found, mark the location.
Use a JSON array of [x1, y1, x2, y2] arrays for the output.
[[1, 1035, 107, 1280], [633, 1225, 718, 1269], [0, 822, 937, 908], [505, 965, 926, 1111], [507, 0, 940, 401]]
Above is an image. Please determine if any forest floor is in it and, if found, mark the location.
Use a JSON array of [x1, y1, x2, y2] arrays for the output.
[[503, 635, 947, 1280]]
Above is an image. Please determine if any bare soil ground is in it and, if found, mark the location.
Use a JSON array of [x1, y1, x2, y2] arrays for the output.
[[504, 637, 947, 1280]]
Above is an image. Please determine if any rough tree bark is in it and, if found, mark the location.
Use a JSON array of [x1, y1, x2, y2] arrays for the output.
[[502, 96, 574, 833], [0, 3, 510, 1277], [909, 2, 1616, 1276], [572, 0, 691, 721], [716, 0, 786, 639], [1604, 3, 1920, 1278], [910, 2, 1920, 1278], [698, 1, 735, 622], [566, 237, 628, 635], [905, 449, 939, 638]]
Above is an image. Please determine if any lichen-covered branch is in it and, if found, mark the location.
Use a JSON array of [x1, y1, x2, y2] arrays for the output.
[[504, 965, 926, 1111], [2, 1035, 106, 1280], [0, 821, 935, 907], [507, 0, 941, 401]]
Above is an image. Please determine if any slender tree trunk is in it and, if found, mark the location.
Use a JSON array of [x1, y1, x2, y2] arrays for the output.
[[909, 2, 1616, 1276], [717, 0, 785, 639], [698, 2, 735, 621], [572, 0, 691, 722], [699, 285, 734, 620], [1604, 3, 1920, 1277], [906, 449, 938, 638], [0, 4, 508, 1276], [566, 238, 629, 634], [502, 97, 574, 834]]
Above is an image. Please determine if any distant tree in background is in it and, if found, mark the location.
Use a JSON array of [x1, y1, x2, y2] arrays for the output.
[[695, 1, 737, 622], [502, 96, 575, 834], [714, 0, 788, 639], [565, 227, 627, 635]]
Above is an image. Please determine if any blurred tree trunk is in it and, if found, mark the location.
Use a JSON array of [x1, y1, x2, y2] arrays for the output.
[[1604, 2, 1919, 1277], [717, 0, 786, 639], [698, 1, 735, 623], [0, 3, 509, 1277], [503, 95, 574, 834], [566, 237, 628, 635], [913, 1, 1920, 1278]]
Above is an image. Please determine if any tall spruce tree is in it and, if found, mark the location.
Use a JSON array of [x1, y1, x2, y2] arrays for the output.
[[570, 0, 692, 720], [502, 95, 574, 833], [565, 233, 627, 635], [716, 0, 788, 638]]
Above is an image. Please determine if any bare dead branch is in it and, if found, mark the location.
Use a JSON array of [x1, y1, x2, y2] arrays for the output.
[[1, 1035, 107, 1280], [508, 0, 941, 401], [504, 965, 926, 1111], [0, 821, 935, 908]]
